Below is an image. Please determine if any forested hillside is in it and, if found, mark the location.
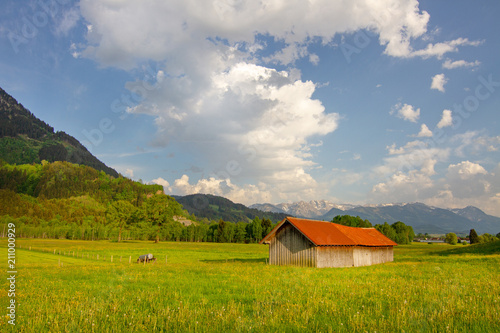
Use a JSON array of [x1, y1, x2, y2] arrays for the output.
[[0, 87, 118, 177], [0, 161, 276, 243]]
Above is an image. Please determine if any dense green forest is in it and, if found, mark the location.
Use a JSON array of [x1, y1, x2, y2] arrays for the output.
[[0, 87, 119, 177], [0, 160, 275, 243]]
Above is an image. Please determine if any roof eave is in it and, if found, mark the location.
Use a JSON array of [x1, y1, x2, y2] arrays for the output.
[[259, 217, 319, 246]]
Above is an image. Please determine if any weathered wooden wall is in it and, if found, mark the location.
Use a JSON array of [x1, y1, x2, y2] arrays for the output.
[[369, 246, 393, 265], [316, 246, 354, 268], [317, 246, 394, 268], [353, 246, 393, 267], [353, 247, 372, 267], [269, 223, 316, 267]]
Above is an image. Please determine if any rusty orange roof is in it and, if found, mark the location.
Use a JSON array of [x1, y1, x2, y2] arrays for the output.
[[260, 217, 398, 247]]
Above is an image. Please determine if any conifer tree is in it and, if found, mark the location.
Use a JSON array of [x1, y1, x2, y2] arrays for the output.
[[469, 229, 479, 244]]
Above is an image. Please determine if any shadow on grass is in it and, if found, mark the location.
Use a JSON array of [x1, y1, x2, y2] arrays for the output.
[[108, 240, 143, 244], [434, 241, 500, 256], [201, 258, 267, 264]]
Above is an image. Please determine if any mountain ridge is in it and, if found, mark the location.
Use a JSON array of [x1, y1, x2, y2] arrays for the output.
[[250, 200, 500, 234], [0, 87, 119, 177], [173, 194, 288, 223]]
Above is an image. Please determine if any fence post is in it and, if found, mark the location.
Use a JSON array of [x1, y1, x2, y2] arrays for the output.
[[166, 255, 167, 265], [97, 254, 99, 261], [111, 255, 113, 263], [54, 249, 56, 254], [129, 256, 131, 264]]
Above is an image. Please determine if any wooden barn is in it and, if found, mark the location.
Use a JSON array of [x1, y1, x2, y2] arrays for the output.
[[260, 217, 397, 268]]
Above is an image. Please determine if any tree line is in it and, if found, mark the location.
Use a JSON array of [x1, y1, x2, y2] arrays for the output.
[[332, 215, 415, 244]]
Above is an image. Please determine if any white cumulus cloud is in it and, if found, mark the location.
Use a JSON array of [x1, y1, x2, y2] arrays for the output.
[[447, 160, 487, 179], [437, 109, 453, 128], [393, 103, 420, 122], [417, 124, 433, 137], [152, 177, 171, 192], [431, 73, 448, 92]]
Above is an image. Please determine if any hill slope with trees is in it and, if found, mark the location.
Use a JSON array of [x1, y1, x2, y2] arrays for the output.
[[174, 194, 289, 223], [0, 87, 118, 177], [0, 161, 278, 243]]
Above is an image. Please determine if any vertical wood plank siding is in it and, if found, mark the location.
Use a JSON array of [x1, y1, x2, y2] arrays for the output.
[[316, 246, 354, 268], [269, 223, 316, 267], [316, 246, 394, 268]]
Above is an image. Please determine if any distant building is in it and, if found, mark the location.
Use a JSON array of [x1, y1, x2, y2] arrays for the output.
[[260, 217, 397, 268]]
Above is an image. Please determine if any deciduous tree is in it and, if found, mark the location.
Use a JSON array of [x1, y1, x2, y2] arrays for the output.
[[445, 232, 458, 245]]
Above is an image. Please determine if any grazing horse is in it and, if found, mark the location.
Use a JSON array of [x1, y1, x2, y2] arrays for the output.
[[137, 253, 154, 263]]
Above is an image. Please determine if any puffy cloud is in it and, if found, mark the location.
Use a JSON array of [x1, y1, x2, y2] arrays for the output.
[[79, 0, 441, 67], [78, 0, 482, 70], [387, 140, 426, 155], [437, 109, 453, 128], [167, 173, 319, 205], [127, 62, 338, 196], [371, 169, 435, 202], [442, 58, 481, 69], [432, 162, 500, 215], [452, 131, 500, 157], [376, 142, 449, 177], [151, 177, 171, 192], [392, 103, 420, 122], [447, 160, 487, 179], [445, 161, 490, 199], [431, 73, 448, 92], [125, 168, 134, 178], [417, 124, 433, 137]]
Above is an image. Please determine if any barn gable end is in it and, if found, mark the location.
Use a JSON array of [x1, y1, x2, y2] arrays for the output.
[[270, 222, 316, 267]]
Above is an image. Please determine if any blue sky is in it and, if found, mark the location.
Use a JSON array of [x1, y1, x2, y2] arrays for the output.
[[1, 0, 499, 215]]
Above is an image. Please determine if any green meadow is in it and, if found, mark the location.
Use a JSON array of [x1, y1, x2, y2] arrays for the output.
[[1, 239, 499, 332]]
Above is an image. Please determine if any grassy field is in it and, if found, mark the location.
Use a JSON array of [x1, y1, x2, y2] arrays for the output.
[[1, 239, 499, 332]]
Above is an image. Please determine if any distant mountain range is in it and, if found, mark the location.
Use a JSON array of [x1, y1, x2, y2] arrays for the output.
[[250, 201, 500, 235], [0, 87, 118, 177]]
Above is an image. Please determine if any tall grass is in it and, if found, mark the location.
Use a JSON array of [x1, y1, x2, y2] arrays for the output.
[[1, 240, 499, 332]]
